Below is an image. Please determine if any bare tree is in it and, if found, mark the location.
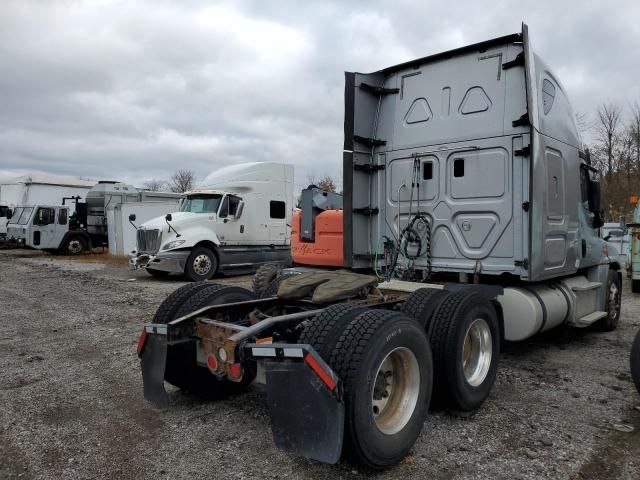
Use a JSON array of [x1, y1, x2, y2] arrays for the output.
[[143, 179, 166, 191], [575, 111, 591, 137], [306, 173, 337, 193], [317, 176, 337, 192], [629, 101, 640, 171], [595, 102, 623, 175], [168, 169, 196, 193]]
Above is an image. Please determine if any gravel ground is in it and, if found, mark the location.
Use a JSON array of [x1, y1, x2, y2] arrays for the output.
[[1, 249, 639, 480]]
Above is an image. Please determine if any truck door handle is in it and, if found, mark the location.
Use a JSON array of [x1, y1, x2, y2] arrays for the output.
[[240, 225, 244, 233]]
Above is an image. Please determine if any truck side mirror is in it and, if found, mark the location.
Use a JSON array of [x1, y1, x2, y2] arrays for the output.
[[588, 179, 604, 228], [165, 213, 172, 222], [235, 201, 244, 219], [129, 214, 136, 222]]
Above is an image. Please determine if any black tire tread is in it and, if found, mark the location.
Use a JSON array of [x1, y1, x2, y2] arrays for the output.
[[631, 329, 640, 395], [174, 283, 229, 319], [401, 288, 449, 328], [299, 303, 368, 360], [329, 309, 403, 389], [328, 309, 425, 469], [427, 291, 498, 412], [427, 291, 470, 372], [152, 281, 218, 324], [252, 263, 281, 296]]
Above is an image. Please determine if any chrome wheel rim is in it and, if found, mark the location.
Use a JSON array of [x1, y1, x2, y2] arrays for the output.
[[608, 282, 620, 320], [462, 318, 492, 387], [193, 254, 212, 276], [371, 347, 420, 435], [68, 239, 82, 254]]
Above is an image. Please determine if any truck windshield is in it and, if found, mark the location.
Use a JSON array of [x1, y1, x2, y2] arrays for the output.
[[8, 207, 22, 224], [179, 195, 222, 214], [9, 207, 33, 225]]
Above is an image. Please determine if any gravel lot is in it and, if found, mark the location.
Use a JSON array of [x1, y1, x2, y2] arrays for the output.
[[1, 249, 639, 479]]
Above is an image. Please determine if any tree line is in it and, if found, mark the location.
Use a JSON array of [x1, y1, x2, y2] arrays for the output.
[[587, 101, 640, 223]]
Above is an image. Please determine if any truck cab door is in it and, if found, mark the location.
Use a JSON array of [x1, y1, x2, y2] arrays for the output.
[[53, 207, 70, 248], [217, 194, 244, 245], [31, 207, 56, 248], [268, 200, 287, 243]]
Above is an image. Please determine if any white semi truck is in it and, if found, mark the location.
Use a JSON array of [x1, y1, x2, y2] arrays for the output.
[[129, 162, 293, 281], [137, 25, 623, 469]]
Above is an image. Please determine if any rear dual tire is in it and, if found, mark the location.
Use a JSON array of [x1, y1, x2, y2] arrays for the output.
[[152, 282, 256, 398], [402, 289, 500, 415], [427, 291, 500, 414], [328, 310, 433, 469]]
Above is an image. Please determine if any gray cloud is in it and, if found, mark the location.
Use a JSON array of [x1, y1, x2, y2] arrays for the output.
[[1, 0, 638, 189]]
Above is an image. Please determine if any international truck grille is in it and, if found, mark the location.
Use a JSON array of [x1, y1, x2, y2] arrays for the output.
[[137, 229, 161, 254]]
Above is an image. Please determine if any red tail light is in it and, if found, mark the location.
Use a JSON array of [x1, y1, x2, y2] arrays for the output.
[[136, 329, 148, 355], [207, 354, 218, 372], [229, 363, 242, 378]]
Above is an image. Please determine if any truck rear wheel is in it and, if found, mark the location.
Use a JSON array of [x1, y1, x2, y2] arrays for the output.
[[428, 291, 500, 415], [252, 263, 282, 297], [298, 304, 368, 360], [595, 270, 622, 331], [185, 247, 218, 282], [401, 288, 449, 329], [161, 284, 257, 397], [152, 281, 214, 324], [329, 310, 433, 469], [631, 329, 640, 395]]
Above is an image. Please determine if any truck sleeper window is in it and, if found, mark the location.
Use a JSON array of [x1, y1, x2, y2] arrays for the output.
[[270, 201, 286, 219]]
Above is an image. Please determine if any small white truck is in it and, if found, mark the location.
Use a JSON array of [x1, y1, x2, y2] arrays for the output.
[[0, 202, 11, 240], [129, 162, 293, 281], [6, 204, 85, 254]]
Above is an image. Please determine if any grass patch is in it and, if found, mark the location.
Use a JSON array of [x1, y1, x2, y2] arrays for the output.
[[48, 250, 130, 266]]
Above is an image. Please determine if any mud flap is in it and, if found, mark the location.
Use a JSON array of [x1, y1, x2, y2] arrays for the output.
[[141, 334, 169, 408], [265, 361, 344, 464]]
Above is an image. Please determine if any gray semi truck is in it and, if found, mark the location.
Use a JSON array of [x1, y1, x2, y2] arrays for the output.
[[137, 24, 622, 469]]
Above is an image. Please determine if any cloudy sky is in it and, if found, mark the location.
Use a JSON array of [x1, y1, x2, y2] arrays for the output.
[[1, 0, 638, 189]]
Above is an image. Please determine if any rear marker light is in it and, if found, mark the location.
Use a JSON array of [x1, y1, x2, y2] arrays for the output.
[[304, 353, 337, 391], [207, 354, 218, 371], [229, 363, 242, 378], [136, 329, 148, 355]]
